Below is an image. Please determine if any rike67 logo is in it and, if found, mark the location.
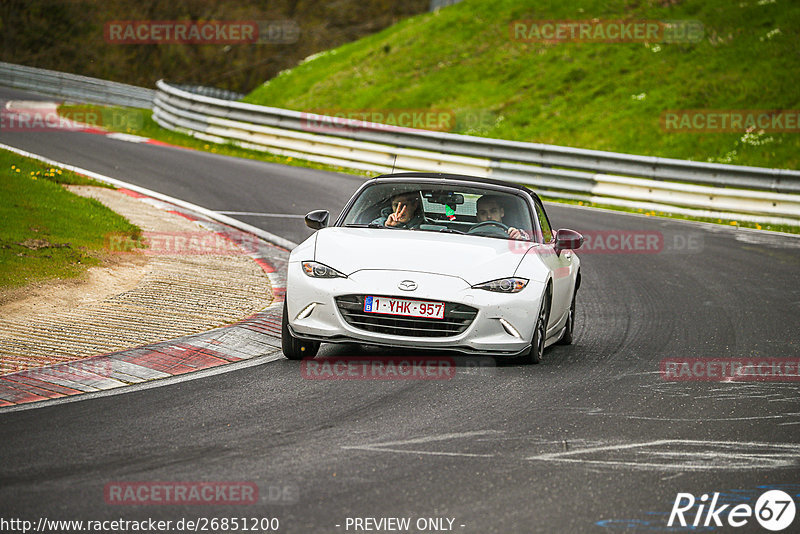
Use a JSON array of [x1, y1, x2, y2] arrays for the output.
[[669, 490, 796, 531]]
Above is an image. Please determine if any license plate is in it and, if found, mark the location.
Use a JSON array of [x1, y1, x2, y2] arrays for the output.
[[364, 296, 445, 319]]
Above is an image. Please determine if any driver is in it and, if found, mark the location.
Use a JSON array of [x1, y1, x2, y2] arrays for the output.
[[476, 195, 529, 240], [372, 191, 425, 229]]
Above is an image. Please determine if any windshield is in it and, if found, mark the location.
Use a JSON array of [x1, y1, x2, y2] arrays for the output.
[[339, 182, 536, 241]]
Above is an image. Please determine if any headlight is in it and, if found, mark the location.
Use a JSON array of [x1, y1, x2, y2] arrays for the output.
[[302, 261, 347, 278], [472, 277, 528, 293]]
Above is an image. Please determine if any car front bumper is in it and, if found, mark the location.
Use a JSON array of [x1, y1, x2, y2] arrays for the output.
[[286, 264, 545, 355]]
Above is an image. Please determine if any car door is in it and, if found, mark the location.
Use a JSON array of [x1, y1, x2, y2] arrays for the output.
[[533, 199, 575, 332]]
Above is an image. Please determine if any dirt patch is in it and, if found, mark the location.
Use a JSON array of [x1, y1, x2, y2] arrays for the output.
[[0, 252, 150, 316], [16, 238, 72, 251], [0, 185, 273, 375]]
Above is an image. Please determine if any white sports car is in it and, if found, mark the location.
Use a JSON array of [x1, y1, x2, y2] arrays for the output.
[[282, 173, 583, 364]]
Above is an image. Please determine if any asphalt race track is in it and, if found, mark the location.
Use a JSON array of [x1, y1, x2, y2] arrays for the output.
[[1, 87, 799, 533]]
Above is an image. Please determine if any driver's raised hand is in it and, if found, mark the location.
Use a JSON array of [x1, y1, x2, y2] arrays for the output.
[[386, 203, 407, 227], [507, 227, 522, 239]]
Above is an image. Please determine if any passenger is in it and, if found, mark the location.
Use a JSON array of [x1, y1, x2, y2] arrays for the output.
[[476, 195, 530, 240], [372, 192, 425, 229]]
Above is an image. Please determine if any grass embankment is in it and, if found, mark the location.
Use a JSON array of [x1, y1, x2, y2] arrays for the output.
[[0, 149, 141, 290], [59, 0, 800, 233], [244, 0, 799, 170]]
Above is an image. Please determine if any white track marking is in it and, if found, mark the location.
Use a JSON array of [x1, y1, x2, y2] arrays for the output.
[[526, 439, 800, 470], [348, 448, 494, 458], [4, 100, 60, 111], [217, 211, 306, 218], [106, 132, 149, 143], [342, 430, 502, 458]]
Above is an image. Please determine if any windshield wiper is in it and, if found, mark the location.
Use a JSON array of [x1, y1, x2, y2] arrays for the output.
[[408, 226, 465, 234], [344, 223, 385, 228]]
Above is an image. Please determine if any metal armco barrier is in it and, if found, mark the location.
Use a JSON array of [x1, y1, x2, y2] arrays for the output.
[[152, 80, 800, 225], [1, 61, 797, 226], [169, 84, 244, 101], [0, 62, 154, 108]]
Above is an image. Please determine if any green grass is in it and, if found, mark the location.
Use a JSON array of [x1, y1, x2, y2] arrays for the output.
[[57, 104, 370, 177], [244, 0, 800, 170], [0, 150, 142, 290], [58, 0, 800, 236]]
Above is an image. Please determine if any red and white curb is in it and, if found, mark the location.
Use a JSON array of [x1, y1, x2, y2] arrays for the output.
[[0, 144, 295, 410]]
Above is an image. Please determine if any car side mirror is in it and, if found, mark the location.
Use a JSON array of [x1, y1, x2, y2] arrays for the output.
[[305, 210, 330, 230], [554, 229, 583, 255]]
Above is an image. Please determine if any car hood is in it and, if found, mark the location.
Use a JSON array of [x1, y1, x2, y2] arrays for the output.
[[313, 227, 532, 285]]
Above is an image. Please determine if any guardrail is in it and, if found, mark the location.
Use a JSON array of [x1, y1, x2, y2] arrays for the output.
[[168, 83, 245, 101], [0, 62, 154, 108], [153, 80, 800, 225], [1, 61, 797, 225]]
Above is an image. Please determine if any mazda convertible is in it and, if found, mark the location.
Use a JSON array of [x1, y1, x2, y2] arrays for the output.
[[281, 173, 583, 364]]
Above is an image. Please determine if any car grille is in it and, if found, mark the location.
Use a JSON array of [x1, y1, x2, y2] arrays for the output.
[[335, 295, 478, 338]]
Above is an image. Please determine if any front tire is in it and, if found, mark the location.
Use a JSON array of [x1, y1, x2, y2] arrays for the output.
[[511, 291, 550, 365], [557, 291, 576, 345], [281, 302, 320, 360]]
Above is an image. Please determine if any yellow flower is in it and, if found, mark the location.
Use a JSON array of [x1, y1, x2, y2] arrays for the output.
[[730, 221, 738, 226], [755, 224, 762, 230]]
